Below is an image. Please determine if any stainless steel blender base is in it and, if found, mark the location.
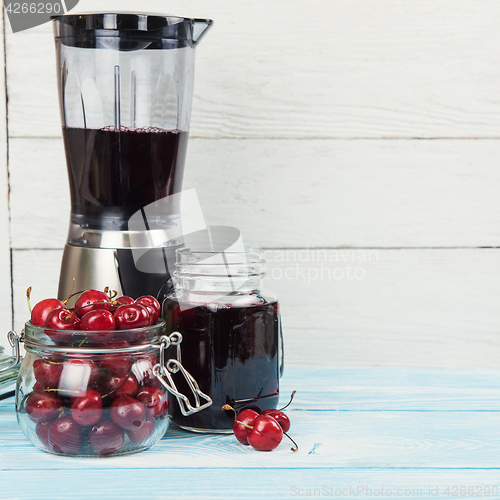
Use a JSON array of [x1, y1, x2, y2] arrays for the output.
[[57, 245, 123, 304], [58, 244, 175, 305]]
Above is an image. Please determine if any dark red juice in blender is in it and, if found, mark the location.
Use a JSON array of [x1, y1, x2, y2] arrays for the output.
[[62, 126, 189, 229], [163, 297, 280, 431]]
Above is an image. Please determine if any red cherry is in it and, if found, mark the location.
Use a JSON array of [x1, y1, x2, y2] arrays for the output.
[[260, 409, 291, 433], [136, 386, 169, 417], [79, 310, 116, 343], [131, 354, 160, 387], [113, 303, 150, 330], [71, 389, 103, 426], [58, 358, 100, 398], [74, 290, 111, 318], [45, 308, 80, 342], [99, 340, 132, 375], [233, 409, 259, 445], [25, 392, 62, 423], [110, 296, 134, 312], [89, 420, 125, 456], [35, 421, 51, 448], [48, 416, 83, 455], [135, 296, 161, 324], [110, 396, 147, 431], [33, 359, 63, 389], [127, 416, 156, 444], [80, 309, 115, 330], [102, 373, 139, 399], [247, 415, 283, 451], [31, 298, 65, 327]]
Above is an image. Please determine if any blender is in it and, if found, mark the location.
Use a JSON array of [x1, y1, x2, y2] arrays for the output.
[[52, 13, 212, 302]]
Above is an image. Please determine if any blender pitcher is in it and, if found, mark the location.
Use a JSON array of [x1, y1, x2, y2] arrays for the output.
[[52, 13, 212, 302]]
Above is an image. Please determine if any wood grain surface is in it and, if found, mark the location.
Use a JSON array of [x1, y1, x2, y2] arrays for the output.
[[2, 469, 500, 500], [5, 0, 500, 139], [8, 138, 500, 249], [10, 249, 500, 368], [1, 369, 500, 499], [2, 0, 500, 361], [0, 5, 12, 351]]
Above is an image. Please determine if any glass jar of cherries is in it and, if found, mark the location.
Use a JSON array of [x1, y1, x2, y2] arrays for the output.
[[5, 315, 211, 457]]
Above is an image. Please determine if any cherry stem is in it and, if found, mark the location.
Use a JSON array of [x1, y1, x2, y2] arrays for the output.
[[26, 286, 32, 314], [283, 431, 299, 452], [235, 419, 253, 430], [100, 358, 134, 399], [278, 390, 296, 412], [103, 287, 118, 300], [222, 404, 238, 421], [264, 390, 296, 417], [62, 289, 85, 305], [78, 337, 88, 348], [61, 279, 76, 305], [63, 309, 78, 322], [68, 301, 112, 319]]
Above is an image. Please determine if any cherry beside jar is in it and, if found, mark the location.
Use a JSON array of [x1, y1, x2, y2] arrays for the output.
[[6, 320, 211, 457], [163, 248, 284, 433]]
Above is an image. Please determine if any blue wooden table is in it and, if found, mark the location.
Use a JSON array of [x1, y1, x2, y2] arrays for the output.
[[1, 369, 500, 499]]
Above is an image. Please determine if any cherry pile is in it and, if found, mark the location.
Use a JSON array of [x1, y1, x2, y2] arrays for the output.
[[223, 391, 298, 452], [29, 288, 161, 344], [19, 288, 169, 456]]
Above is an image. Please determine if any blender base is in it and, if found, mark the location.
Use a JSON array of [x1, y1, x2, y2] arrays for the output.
[[58, 244, 174, 305], [58, 244, 124, 304]]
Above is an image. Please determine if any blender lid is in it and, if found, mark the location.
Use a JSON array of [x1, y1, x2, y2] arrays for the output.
[[52, 12, 213, 48]]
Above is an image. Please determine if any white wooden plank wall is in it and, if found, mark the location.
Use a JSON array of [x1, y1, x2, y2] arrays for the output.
[[1, 0, 499, 365], [0, 4, 12, 353]]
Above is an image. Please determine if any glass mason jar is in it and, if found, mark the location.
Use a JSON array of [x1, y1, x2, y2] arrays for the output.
[[162, 248, 284, 433], [4, 320, 211, 457]]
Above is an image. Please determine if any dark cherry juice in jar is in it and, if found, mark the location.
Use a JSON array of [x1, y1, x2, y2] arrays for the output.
[[163, 248, 283, 433]]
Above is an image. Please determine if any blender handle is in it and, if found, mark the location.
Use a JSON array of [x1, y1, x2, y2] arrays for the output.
[[192, 19, 214, 45]]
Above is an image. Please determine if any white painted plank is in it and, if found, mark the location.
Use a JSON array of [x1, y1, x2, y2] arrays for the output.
[[8, 138, 500, 249], [12, 249, 500, 368], [9, 138, 68, 250], [184, 139, 500, 248], [3, 469, 500, 500], [0, 6, 12, 353], [11, 249, 62, 333], [5, 0, 500, 139], [268, 249, 500, 369]]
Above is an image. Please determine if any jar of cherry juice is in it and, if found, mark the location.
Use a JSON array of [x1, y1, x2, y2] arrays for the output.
[[163, 248, 284, 433]]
